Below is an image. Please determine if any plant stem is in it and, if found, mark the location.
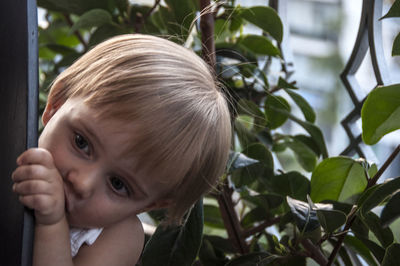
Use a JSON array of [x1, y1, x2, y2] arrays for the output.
[[368, 144, 400, 188], [199, 0, 247, 253], [242, 216, 281, 238], [200, 0, 216, 68], [327, 144, 400, 265], [216, 183, 249, 254], [301, 239, 328, 265], [63, 13, 88, 52], [144, 0, 161, 19], [135, 0, 161, 32]]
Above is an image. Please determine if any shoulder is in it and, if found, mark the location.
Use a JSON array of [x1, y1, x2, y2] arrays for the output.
[[74, 216, 144, 266]]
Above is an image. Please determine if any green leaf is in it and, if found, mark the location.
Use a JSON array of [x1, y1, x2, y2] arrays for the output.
[[39, 20, 80, 47], [389, 218, 400, 243], [227, 151, 259, 172], [141, 201, 203, 266], [316, 209, 346, 233], [198, 238, 227, 266], [265, 95, 290, 129], [293, 134, 321, 157], [43, 44, 76, 55], [203, 205, 224, 229], [381, 191, 400, 227], [336, 244, 355, 266], [231, 144, 274, 189], [55, 52, 81, 68], [242, 194, 283, 212], [361, 177, 400, 215], [203, 235, 235, 254], [285, 89, 316, 123], [214, 19, 233, 44], [241, 207, 270, 227], [70, 9, 113, 33], [382, 243, 400, 266], [310, 157, 368, 203], [38, 0, 111, 15], [358, 236, 386, 263], [237, 99, 268, 132], [216, 42, 259, 63], [234, 117, 258, 147], [381, 0, 400, 19], [286, 138, 317, 172], [242, 143, 274, 170], [351, 216, 370, 239], [364, 212, 394, 248], [240, 6, 283, 43], [272, 108, 328, 158], [392, 33, 400, 56], [286, 196, 320, 233], [270, 172, 310, 201], [344, 235, 379, 266], [89, 24, 127, 47], [156, 5, 182, 38], [278, 77, 298, 90], [361, 84, 400, 145], [225, 252, 279, 266], [164, 0, 196, 37], [238, 35, 280, 56]]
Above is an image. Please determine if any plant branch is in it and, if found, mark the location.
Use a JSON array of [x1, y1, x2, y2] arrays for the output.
[[216, 182, 249, 254], [133, 0, 160, 32], [63, 13, 88, 52], [368, 144, 400, 188], [242, 216, 281, 238], [301, 239, 328, 266], [144, 0, 161, 19], [327, 145, 400, 265], [200, 0, 216, 68]]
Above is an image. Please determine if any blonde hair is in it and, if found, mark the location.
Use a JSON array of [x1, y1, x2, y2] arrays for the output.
[[47, 34, 231, 225]]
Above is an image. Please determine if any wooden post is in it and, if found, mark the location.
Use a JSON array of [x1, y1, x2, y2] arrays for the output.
[[0, 0, 38, 265]]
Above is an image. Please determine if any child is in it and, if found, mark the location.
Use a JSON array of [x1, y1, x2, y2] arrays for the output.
[[11, 34, 231, 265]]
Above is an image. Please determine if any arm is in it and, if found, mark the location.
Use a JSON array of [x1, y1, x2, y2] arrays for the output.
[[74, 215, 144, 266]]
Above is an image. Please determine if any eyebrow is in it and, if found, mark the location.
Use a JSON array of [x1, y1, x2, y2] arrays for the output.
[[77, 120, 148, 197]]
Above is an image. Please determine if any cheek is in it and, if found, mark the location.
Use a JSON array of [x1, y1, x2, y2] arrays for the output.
[[70, 198, 138, 228]]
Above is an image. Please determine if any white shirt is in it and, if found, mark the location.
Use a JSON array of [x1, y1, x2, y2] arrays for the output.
[[70, 227, 103, 257]]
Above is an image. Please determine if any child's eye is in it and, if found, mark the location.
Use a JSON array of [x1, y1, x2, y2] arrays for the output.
[[74, 133, 90, 155], [109, 176, 129, 196]]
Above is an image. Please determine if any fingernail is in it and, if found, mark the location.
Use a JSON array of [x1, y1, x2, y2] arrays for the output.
[[16, 157, 21, 165], [12, 184, 16, 191]]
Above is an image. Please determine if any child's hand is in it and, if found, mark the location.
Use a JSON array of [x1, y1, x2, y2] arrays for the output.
[[12, 148, 65, 226]]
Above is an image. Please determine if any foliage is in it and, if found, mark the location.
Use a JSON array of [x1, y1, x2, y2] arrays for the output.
[[37, 0, 400, 265]]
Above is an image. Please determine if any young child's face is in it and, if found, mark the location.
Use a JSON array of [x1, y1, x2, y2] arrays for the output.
[[39, 97, 170, 228]]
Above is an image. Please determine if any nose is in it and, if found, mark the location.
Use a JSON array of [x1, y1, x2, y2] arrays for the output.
[[64, 167, 98, 199]]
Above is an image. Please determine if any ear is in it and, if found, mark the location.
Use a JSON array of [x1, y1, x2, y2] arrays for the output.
[[42, 81, 66, 126], [42, 97, 65, 126]]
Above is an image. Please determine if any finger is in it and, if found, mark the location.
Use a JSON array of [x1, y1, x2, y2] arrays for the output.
[[12, 164, 49, 182], [18, 194, 55, 215], [13, 179, 53, 196], [17, 148, 55, 168]]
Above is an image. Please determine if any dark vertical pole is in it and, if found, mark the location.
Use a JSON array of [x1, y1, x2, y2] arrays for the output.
[[0, 0, 38, 265]]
